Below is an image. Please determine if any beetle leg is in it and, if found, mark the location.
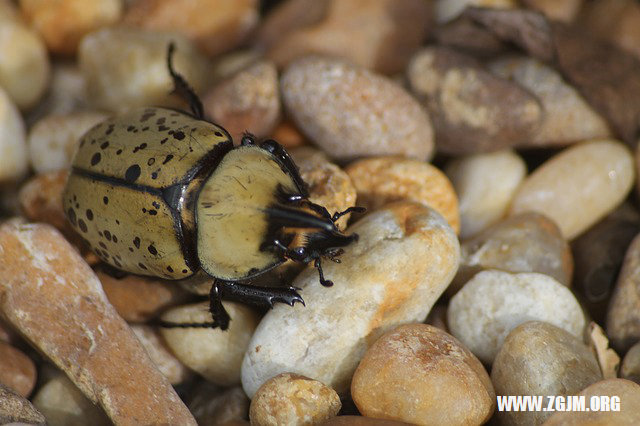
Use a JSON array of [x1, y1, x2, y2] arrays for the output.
[[314, 257, 334, 287], [219, 281, 305, 308], [154, 281, 230, 330], [260, 139, 309, 197], [166, 42, 205, 120], [331, 206, 366, 222]]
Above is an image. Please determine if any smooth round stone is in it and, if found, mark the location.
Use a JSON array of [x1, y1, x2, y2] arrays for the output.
[[242, 202, 460, 397], [489, 56, 611, 147], [352, 324, 495, 426], [28, 62, 88, 119], [78, 28, 208, 112], [0, 87, 28, 183], [543, 379, 640, 425], [451, 212, 573, 294], [281, 56, 434, 161], [445, 149, 526, 238], [131, 325, 193, 385], [607, 233, 640, 352], [0, 18, 49, 110], [435, 0, 516, 23], [203, 60, 280, 143], [188, 384, 250, 426], [621, 342, 640, 384], [492, 321, 602, 425], [160, 301, 259, 386], [28, 111, 108, 173], [510, 140, 634, 240], [345, 157, 460, 234], [0, 342, 36, 397], [448, 270, 586, 364], [250, 373, 341, 426], [18, 170, 71, 238], [19, 0, 123, 55], [0, 383, 45, 426]]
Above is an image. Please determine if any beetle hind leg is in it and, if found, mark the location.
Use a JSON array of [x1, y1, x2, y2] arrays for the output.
[[166, 42, 205, 120], [155, 281, 230, 330]]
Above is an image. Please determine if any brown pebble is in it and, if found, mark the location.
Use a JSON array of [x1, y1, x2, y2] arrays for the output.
[[0, 383, 45, 425], [18, 170, 70, 233], [320, 417, 411, 425], [270, 120, 307, 149], [0, 341, 36, 397], [188, 384, 250, 426], [621, 342, 640, 384]]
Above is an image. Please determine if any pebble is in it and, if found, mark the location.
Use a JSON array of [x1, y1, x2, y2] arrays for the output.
[[203, 60, 280, 143], [0, 222, 196, 425], [351, 324, 495, 425], [0, 342, 36, 397], [28, 62, 88, 119], [242, 201, 460, 396], [543, 379, 640, 425], [281, 56, 434, 161], [0, 18, 49, 110], [407, 47, 542, 155], [492, 321, 602, 425], [607, 233, 640, 352], [78, 28, 208, 112], [249, 373, 341, 426], [510, 140, 635, 240], [621, 342, 640, 384], [451, 212, 573, 294], [27, 111, 108, 173], [19, 0, 123, 55], [320, 417, 412, 425], [488, 56, 611, 147], [345, 157, 460, 234], [97, 271, 191, 323], [435, 0, 517, 23], [579, 0, 640, 60], [188, 384, 250, 426], [18, 170, 70, 237], [523, 0, 584, 22], [0, 383, 45, 425], [259, 0, 432, 74], [0, 87, 28, 183], [123, 0, 259, 57], [160, 301, 259, 386], [448, 270, 586, 364], [270, 121, 307, 149]]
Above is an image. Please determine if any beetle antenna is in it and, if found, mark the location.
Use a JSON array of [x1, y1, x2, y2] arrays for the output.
[[332, 206, 366, 223], [167, 42, 205, 120]]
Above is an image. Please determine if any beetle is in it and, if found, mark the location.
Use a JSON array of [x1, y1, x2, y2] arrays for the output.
[[63, 44, 363, 330]]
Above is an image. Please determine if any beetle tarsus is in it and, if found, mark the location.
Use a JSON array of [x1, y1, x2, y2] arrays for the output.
[[314, 258, 334, 287], [218, 281, 305, 309], [167, 42, 205, 120], [332, 206, 366, 222]]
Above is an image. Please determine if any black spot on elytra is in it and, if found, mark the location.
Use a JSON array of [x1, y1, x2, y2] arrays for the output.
[[156, 117, 166, 125], [149, 210, 157, 216], [125, 164, 141, 183], [133, 237, 140, 249], [133, 143, 147, 153], [113, 258, 122, 268], [112, 235, 118, 243], [100, 141, 109, 149], [167, 266, 174, 273], [142, 126, 149, 131], [129, 247, 134, 252], [99, 242, 107, 249], [138, 262, 148, 270], [67, 208, 77, 226], [182, 269, 188, 274], [116, 219, 120, 225], [151, 172, 158, 179], [214, 131, 223, 137], [148, 245, 158, 256], [140, 110, 155, 122], [78, 219, 87, 233], [142, 208, 146, 213], [91, 152, 101, 166], [158, 125, 170, 132], [127, 125, 136, 132], [80, 140, 85, 148], [159, 137, 168, 145], [147, 158, 155, 166], [98, 231, 103, 237], [104, 230, 112, 241], [116, 149, 123, 155], [162, 155, 174, 165], [86, 209, 93, 220], [173, 131, 185, 140], [106, 124, 115, 135], [75, 203, 79, 209], [103, 196, 109, 205], [152, 201, 160, 209]]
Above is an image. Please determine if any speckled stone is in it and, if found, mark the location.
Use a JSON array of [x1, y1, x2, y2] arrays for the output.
[[352, 324, 495, 426], [0, 383, 45, 425], [493, 321, 602, 425], [242, 202, 460, 397], [0, 86, 28, 183], [510, 140, 635, 240], [250, 373, 341, 426], [448, 270, 586, 364], [345, 157, 460, 234], [0, 342, 36, 398], [281, 56, 434, 161]]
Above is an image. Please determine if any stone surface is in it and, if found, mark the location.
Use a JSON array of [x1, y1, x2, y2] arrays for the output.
[[586, 322, 620, 380], [242, 202, 460, 397], [448, 270, 586, 364], [270, 121, 307, 149], [451, 212, 573, 294], [579, 0, 640, 60], [259, 0, 432, 75], [0, 383, 45, 425], [203, 61, 280, 143], [250, 373, 341, 426], [188, 384, 250, 426], [19, 0, 123, 55], [0, 222, 197, 425], [522, 0, 583, 22], [123, 0, 259, 57], [510, 140, 635, 240], [445, 149, 526, 238], [78, 27, 208, 112], [352, 324, 494, 426], [0, 86, 28, 183], [160, 301, 259, 386], [345, 157, 460, 234], [621, 342, 640, 384], [435, 0, 516, 23], [320, 417, 411, 425], [492, 321, 602, 425], [18, 170, 71, 236], [0, 342, 36, 398], [281, 56, 434, 161], [27, 62, 87, 119]]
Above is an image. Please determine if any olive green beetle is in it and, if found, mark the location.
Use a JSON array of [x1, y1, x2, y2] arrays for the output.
[[63, 44, 362, 330]]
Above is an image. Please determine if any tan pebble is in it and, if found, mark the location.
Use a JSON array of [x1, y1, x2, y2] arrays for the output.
[[352, 324, 494, 426], [270, 120, 307, 149], [425, 304, 448, 332], [510, 140, 635, 240], [446, 149, 526, 238], [0, 342, 36, 398], [0, 18, 49, 110], [0, 87, 28, 183], [493, 321, 602, 425], [123, 0, 258, 57], [0, 0, 20, 21], [250, 373, 341, 426], [435, 0, 516, 23], [282, 56, 434, 161], [261, 0, 432, 75], [448, 270, 586, 364], [0, 383, 45, 425], [27, 111, 108, 173], [579, 0, 640, 60], [161, 301, 259, 386], [543, 379, 640, 425], [79, 28, 208, 112], [18, 170, 69, 234], [188, 384, 250, 426], [242, 202, 460, 396], [346, 157, 459, 233], [29, 62, 87, 118], [0, 222, 196, 425], [621, 342, 640, 384], [97, 271, 191, 323], [19, 0, 122, 55], [203, 60, 280, 142]]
